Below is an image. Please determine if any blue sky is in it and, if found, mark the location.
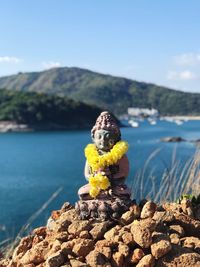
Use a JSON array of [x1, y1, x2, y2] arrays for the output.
[[0, 0, 200, 92]]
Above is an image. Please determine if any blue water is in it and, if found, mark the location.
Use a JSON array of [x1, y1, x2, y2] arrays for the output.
[[0, 120, 199, 241]]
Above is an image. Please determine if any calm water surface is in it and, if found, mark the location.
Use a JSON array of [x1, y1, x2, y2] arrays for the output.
[[0, 120, 199, 241]]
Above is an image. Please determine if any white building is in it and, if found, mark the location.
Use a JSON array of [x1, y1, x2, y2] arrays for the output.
[[128, 107, 159, 118]]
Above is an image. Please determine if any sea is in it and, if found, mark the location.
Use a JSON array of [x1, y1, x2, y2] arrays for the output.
[[0, 119, 200, 242]]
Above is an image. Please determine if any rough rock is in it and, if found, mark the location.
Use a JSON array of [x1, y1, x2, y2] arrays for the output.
[[130, 248, 145, 264], [60, 240, 75, 255], [122, 231, 134, 245], [72, 238, 94, 257], [169, 224, 185, 237], [111, 251, 124, 267], [46, 251, 65, 267], [120, 204, 141, 224], [182, 236, 200, 253], [151, 232, 172, 259], [161, 136, 185, 142], [118, 242, 129, 257], [136, 254, 155, 267], [68, 221, 92, 237], [95, 246, 112, 259], [54, 232, 69, 242], [104, 225, 122, 242], [169, 233, 180, 245], [32, 227, 47, 238], [79, 230, 91, 239], [69, 258, 89, 267], [131, 219, 155, 248], [20, 240, 49, 265], [0, 259, 10, 267], [85, 250, 110, 267], [4, 200, 200, 267], [174, 212, 200, 237], [153, 211, 174, 223], [12, 235, 34, 262], [47, 240, 62, 257], [90, 221, 111, 240], [141, 201, 157, 219], [156, 245, 200, 266]]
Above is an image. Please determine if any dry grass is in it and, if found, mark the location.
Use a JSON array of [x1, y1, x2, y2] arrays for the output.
[[0, 187, 63, 258], [131, 146, 200, 203]]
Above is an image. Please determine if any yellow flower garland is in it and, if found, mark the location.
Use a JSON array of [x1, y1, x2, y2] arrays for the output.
[[84, 140, 129, 198]]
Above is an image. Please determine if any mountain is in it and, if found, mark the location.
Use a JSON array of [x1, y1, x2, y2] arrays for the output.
[[0, 89, 102, 129], [0, 67, 200, 115]]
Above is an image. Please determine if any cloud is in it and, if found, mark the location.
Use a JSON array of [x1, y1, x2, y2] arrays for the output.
[[42, 61, 62, 69], [0, 56, 21, 64], [174, 53, 200, 66], [167, 70, 197, 80]]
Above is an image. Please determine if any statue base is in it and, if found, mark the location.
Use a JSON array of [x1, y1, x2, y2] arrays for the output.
[[75, 196, 133, 221]]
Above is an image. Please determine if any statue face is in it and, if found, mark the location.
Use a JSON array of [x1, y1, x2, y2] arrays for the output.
[[93, 129, 117, 151]]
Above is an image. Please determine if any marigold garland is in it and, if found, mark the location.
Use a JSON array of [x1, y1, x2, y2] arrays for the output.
[[84, 140, 129, 198]]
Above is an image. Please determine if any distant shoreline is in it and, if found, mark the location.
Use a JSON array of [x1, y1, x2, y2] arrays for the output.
[[0, 121, 94, 133], [162, 116, 200, 121]]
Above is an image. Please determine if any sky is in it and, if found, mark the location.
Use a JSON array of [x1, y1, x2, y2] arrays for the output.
[[0, 0, 200, 92]]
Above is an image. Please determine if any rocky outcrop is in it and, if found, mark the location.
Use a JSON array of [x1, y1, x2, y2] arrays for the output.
[[1, 200, 200, 266], [160, 136, 186, 142]]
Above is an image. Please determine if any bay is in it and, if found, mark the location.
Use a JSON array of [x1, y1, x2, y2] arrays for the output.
[[0, 119, 199, 241]]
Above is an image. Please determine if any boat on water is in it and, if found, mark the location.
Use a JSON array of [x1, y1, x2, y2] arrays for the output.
[[174, 119, 183, 125], [128, 119, 139, 128], [148, 117, 157, 125], [161, 117, 184, 125]]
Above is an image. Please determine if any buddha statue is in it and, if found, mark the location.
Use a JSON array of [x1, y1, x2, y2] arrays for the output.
[[75, 111, 132, 220]]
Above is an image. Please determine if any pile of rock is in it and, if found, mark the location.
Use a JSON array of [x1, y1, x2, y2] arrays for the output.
[[1, 199, 200, 267]]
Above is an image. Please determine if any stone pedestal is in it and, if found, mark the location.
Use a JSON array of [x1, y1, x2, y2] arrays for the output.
[[75, 196, 133, 221]]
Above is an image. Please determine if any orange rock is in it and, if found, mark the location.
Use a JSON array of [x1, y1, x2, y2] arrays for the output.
[[90, 221, 111, 240], [111, 252, 124, 267], [156, 245, 200, 267], [20, 240, 49, 265], [122, 231, 134, 245], [46, 251, 65, 267], [95, 246, 112, 259], [32, 226, 47, 238], [169, 233, 180, 245], [86, 250, 110, 267], [131, 219, 155, 248], [182, 236, 200, 253], [169, 224, 185, 237], [79, 230, 91, 239], [104, 225, 122, 242], [70, 258, 89, 267], [47, 240, 62, 256], [141, 201, 157, 219], [121, 205, 140, 224], [72, 238, 95, 257], [12, 235, 34, 263], [51, 211, 61, 220], [174, 213, 200, 237], [61, 240, 75, 255], [0, 259, 10, 267], [68, 221, 92, 237], [151, 232, 172, 259], [129, 204, 141, 218], [136, 254, 155, 267], [118, 243, 129, 257], [130, 248, 144, 264], [54, 232, 69, 242]]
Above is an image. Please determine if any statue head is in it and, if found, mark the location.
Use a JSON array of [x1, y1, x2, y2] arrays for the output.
[[91, 111, 121, 152]]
